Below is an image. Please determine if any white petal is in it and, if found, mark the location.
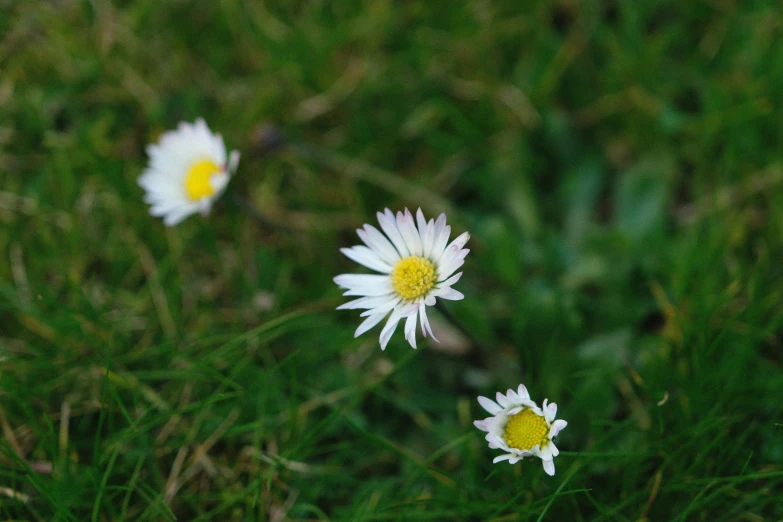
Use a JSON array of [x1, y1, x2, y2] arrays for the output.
[[227, 150, 240, 174], [436, 235, 469, 266], [379, 310, 404, 350], [337, 295, 397, 310], [436, 272, 463, 288], [334, 274, 394, 296], [488, 434, 511, 452], [538, 445, 554, 460], [429, 214, 450, 260], [416, 208, 435, 258], [432, 288, 464, 301], [549, 419, 568, 438], [341, 286, 394, 297], [404, 312, 418, 349], [492, 454, 513, 464], [542, 459, 555, 476], [415, 208, 428, 235], [357, 226, 401, 265], [377, 209, 410, 258], [396, 209, 424, 256], [435, 231, 469, 264], [354, 312, 387, 338], [415, 210, 436, 258], [162, 205, 198, 226], [208, 172, 229, 194], [549, 442, 560, 457], [487, 438, 503, 449], [334, 273, 389, 289], [340, 246, 393, 273], [437, 249, 469, 281], [449, 231, 471, 251], [418, 305, 439, 342], [495, 392, 510, 408], [507, 406, 523, 416], [149, 199, 186, 217], [198, 197, 214, 216], [546, 402, 558, 423], [477, 396, 502, 415], [396, 302, 421, 317], [359, 297, 401, 316], [473, 419, 490, 431], [420, 217, 436, 258], [517, 384, 530, 400]]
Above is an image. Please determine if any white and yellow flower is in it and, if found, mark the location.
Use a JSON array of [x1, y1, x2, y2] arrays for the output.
[[473, 384, 567, 476], [334, 208, 469, 350], [139, 119, 240, 226]]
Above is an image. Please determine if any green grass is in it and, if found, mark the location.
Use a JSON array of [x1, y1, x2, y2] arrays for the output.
[[2, 0, 783, 520]]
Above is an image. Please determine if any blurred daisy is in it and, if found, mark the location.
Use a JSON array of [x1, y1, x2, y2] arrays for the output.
[[473, 384, 567, 476], [139, 119, 240, 226], [334, 208, 469, 350]]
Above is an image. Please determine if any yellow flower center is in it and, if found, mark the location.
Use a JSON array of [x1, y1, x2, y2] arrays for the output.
[[185, 160, 222, 200], [504, 408, 549, 451], [391, 256, 437, 301]]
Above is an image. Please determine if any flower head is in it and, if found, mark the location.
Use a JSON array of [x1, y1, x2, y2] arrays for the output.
[[334, 208, 469, 350], [139, 119, 240, 226], [473, 384, 567, 476]]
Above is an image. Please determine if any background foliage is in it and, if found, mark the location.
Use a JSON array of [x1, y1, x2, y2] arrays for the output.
[[1, 1, 783, 520]]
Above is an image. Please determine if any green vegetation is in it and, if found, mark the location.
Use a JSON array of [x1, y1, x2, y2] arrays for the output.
[[2, 1, 782, 520]]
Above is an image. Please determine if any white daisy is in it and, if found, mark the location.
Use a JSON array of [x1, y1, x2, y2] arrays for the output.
[[473, 384, 567, 476], [334, 208, 470, 350], [138, 119, 240, 226]]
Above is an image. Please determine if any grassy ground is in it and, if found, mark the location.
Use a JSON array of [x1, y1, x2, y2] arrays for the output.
[[2, 1, 783, 520]]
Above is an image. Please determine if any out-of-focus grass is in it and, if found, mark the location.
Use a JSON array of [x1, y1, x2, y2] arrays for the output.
[[1, 1, 782, 520]]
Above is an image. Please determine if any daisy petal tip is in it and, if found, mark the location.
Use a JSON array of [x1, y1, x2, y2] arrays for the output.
[[545, 402, 558, 421], [228, 150, 241, 173], [492, 454, 513, 464], [477, 396, 502, 415], [550, 419, 568, 437]]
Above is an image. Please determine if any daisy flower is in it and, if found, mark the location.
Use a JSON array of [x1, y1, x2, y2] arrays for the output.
[[139, 119, 240, 226], [334, 208, 469, 350], [473, 384, 567, 476]]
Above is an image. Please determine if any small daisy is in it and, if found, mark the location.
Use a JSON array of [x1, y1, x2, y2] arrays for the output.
[[139, 119, 240, 226], [334, 208, 469, 350], [473, 384, 567, 476]]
